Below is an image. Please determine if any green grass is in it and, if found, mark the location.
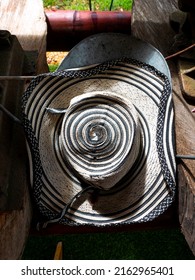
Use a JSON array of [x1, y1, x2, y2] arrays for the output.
[[22, 228, 195, 260], [43, 0, 133, 11], [48, 64, 59, 72]]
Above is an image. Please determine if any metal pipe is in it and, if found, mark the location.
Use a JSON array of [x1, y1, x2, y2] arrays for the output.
[[0, 76, 35, 80], [45, 10, 131, 51]]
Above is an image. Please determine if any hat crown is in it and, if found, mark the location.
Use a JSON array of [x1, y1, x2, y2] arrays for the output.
[[59, 91, 141, 190]]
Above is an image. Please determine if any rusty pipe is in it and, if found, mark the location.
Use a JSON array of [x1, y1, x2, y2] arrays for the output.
[[45, 10, 131, 51]]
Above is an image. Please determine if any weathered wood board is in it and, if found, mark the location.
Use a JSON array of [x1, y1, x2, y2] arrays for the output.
[[0, 35, 32, 260], [131, 0, 195, 255], [0, 0, 48, 74], [0, 0, 48, 259], [171, 62, 195, 255], [131, 0, 179, 56]]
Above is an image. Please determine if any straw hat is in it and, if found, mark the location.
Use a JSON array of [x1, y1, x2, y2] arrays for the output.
[[22, 34, 176, 226]]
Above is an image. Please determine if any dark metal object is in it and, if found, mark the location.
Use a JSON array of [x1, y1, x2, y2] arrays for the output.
[[0, 30, 11, 49], [58, 33, 171, 83], [176, 154, 195, 160]]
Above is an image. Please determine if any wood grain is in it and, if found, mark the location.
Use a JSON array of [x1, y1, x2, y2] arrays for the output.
[[0, 0, 48, 73], [0, 0, 48, 259], [131, 0, 195, 255], [131, 0, 178, 56]]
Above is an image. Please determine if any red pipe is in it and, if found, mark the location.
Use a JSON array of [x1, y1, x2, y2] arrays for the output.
[[45, 10, 131, 51]]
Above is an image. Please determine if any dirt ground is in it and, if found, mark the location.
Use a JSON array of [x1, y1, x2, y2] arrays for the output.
[[46, 51, 68, 65]]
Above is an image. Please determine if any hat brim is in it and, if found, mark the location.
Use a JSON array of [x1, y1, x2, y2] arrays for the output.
[[58, 33, 171, 83], [22, 38, 176, 226]]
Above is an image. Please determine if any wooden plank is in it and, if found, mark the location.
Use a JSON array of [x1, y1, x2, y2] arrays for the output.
[[0, 0, 48, 73], [131, 0, 195, 255], [170, 62, 195, 255], [0, 0, 48, 259], [0, 35, 33, 260], [131, 0, 178, 56]]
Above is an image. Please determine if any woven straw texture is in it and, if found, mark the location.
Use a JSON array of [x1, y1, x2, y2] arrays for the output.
[[22, 58, 176, 226]]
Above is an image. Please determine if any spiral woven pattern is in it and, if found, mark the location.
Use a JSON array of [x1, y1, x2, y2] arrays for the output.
[[60, 92, 140, 189]]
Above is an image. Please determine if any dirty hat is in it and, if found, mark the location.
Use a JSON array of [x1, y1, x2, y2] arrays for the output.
[[22, 33, 176, 226]]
